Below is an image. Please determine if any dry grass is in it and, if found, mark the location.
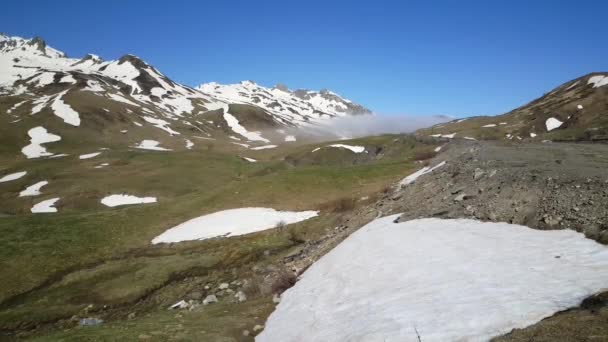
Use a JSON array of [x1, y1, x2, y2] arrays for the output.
[[271, 269, 297, 295], [318, 196, 357, 213], [414, 150, 437, 161]]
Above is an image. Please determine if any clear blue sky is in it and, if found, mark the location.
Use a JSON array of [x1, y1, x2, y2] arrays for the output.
[[3, 0, 607, 116]]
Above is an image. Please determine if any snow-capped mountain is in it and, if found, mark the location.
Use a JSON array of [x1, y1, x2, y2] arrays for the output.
[[0, 34, 370, 134], [197, 81, 370, 126]]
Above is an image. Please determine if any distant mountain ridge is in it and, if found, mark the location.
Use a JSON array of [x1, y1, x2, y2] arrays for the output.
[[0, 34, 372, 157]]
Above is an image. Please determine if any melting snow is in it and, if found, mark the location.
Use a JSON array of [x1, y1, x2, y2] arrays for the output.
[[143, 116, 180, 135], [530, 132, 537, 138], [94, 163, 110, 169], [546, 117, 564, 131], [285, 135, 296, 142], [79, 152, 102, 159], [51, 90, 81, 126], [434, 146, 442, 152], [31, 197, 60, 213], [133, 140, 171, 151], [0, 171, 27, 183], [152, 207, 318, 244], [221, 104, 270, 142], [399, 161, 446, 186], [588, 75, 608, 88], [258, 215, 608, 342], [7, 100, 27, 113], [59, 74, 76, 84], [22, 126, 61, 159], [242, 157, 257, 163], [185, 139, 194, 149], [108, 93, 139, 106], [101, 194, 157, 207], [577, 104, 583, 110], [482, 124, 497, 128], [251, 145, 277, 150], [327, 144, 365, 153], [19, 180, 48, 197]]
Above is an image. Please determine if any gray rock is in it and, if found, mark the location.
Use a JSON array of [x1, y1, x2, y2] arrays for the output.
[[474, 168, 485, 180], [203, 294, 218, 305], [235, 291, 247, 302], [454, 193, 468, 202], [169, 300, 189, 310], [218, 282, 229, 290], [253, 324, 264, 332], [79, 317, 103, 326]]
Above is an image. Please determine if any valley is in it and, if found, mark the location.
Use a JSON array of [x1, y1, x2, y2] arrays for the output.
[[0, 32, 607, 341]]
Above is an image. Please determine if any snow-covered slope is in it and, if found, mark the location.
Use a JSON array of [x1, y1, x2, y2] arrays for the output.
[[258, 215, 608, 342], [197, 81, 370, 126]]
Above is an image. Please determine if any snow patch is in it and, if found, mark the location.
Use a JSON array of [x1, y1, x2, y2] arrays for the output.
[[19, 181, 48, 197], [79, 152, 101, 160], [399, 161, 446, 186], [284, 135, 296, 142], [588, 75, 608, 88], [22, 126, 61, 159], [31, 197, 60, 213], [327, 144, 365, 153], [185, 139, 194, 149], [101, 194, 157, 207], [0, 171, 27, 183], [50, 90, 80, 126], [143, 116, 180, 135], [482, 124, 497, 128], [152, 207, 318, 244], [258, 216, 608, 342], [222, 105, 269, 142], [545, 117, 564, 131], [133, 140, 171, 151], [251, 145, 277, 150]]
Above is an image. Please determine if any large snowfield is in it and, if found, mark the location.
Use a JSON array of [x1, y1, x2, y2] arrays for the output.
[[152, 207, 318, 244], [257, 215, 608, 342]]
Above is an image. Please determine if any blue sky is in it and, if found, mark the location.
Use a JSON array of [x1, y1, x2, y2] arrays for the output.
[[3, 0, 607, 116]]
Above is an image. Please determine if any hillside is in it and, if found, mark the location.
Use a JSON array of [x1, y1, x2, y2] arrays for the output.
[[417, 73, 608, 142]]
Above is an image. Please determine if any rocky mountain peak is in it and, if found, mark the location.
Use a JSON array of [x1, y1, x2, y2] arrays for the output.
[[117, 54, 148, 69]]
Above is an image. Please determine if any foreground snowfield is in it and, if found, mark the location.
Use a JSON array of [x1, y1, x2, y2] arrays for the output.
[[152, 208, 318, 244], [257, 215, 608, 342]]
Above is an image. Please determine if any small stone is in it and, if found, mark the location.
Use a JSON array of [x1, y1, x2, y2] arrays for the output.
[[128, 312, 136, 320], [235, 291, 247, 302], [243, 330, 250, 336], [454, 194, 467, 202], [203, 295, 218, 305], [253, 324, 264, 332], [474, 168, 485, 180], [272, 293, 281, 304], [169, 300, 189, 310], [218, 283, 229, 290], [79, 317, 103, 326]]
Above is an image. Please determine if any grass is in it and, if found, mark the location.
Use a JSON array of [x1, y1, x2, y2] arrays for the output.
[[29, 298, 275, 341], [0, 133, 428, 338]]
